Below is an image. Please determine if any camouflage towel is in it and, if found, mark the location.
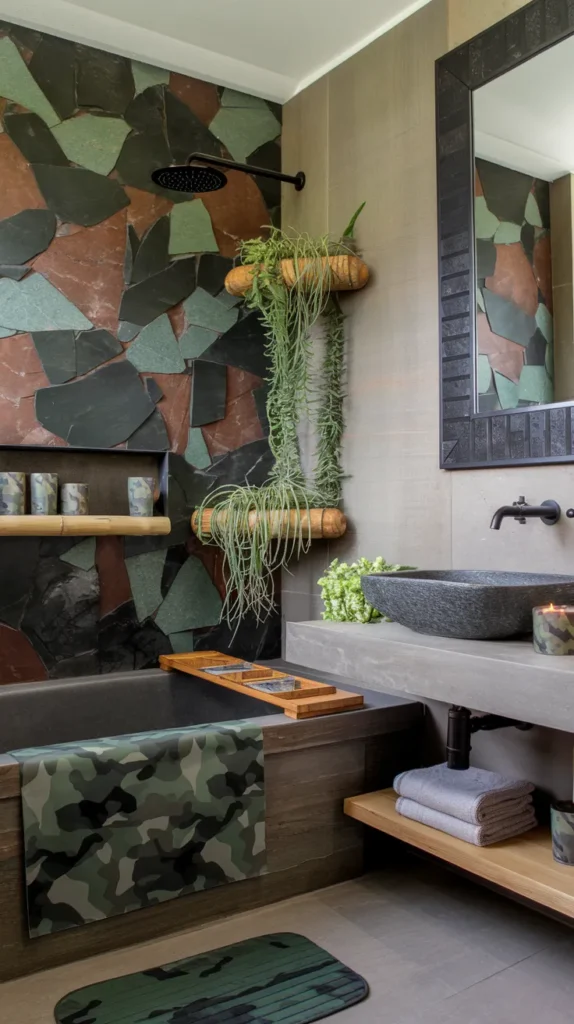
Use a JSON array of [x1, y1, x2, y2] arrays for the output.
[[10, 722, 265, 938], [55, 932, 369, 1024]]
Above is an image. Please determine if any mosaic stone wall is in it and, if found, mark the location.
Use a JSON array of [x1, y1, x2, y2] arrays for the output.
[[475, 158, 553, 413], [0, 21, 282, 683]]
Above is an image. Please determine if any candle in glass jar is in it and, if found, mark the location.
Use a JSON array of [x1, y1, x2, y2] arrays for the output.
[[532, 604, 574, 655]]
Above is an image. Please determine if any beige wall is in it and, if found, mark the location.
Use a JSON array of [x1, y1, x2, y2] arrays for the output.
[[281, 0, 574, 795]]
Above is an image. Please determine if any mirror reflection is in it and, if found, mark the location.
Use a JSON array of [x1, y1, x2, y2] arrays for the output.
[[473, 37, 574, 413]]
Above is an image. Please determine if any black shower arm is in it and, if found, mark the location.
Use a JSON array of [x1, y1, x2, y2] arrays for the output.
[[186, 152, 305, 191]]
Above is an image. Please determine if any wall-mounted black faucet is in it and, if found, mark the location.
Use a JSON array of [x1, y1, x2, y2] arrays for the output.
[[490, 496, 561, 530]]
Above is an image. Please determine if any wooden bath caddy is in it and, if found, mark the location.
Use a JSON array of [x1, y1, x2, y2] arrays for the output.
[[159, 651, 364, 719]]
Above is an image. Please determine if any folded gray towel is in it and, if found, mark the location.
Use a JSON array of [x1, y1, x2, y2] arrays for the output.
[[396, 796, 537, 847], [393, 763, 534, 824]]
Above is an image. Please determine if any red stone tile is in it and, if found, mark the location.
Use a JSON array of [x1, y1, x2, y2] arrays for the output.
[[202, 169, 270, 258], [477, 311, 524, 383], [168, 301, 186, 340], [226, 366, 264, 403], [533, 233, 553, 313], [0, 134, 46, 219], [170, 73, 220, 126], [0, 624, 47, 684], [124, 186, 173, 238], [202, 390, 264, 457], [0, 393, 63, 445], [475, 168, 483, 198], [485, 242, 538, 317], [96, 535, 132, 617], [33, 208, 127, 334], [149, 372, 191, 454], [0, 333, 50, 400]]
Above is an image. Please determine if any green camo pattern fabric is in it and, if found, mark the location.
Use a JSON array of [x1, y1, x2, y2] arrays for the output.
[[54, 932, 369, 1024], [11, 722, 265, 938]]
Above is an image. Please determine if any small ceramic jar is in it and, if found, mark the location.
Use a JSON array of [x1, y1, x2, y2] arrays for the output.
[[61, 483, 89, 515], [0, 472, 25, 515], [551, 802, 574, 865], [30, 473, 58, 515], [128, 476, 155, 517]]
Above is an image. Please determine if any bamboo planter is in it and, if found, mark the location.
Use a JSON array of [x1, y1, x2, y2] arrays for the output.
[[191, 507, 347, 541], [224, 255, 369, 297]]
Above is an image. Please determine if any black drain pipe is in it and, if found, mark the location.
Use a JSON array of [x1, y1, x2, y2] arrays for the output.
[[446, 706, 533, 769]]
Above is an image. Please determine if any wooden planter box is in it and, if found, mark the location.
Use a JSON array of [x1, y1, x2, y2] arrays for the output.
[[191, 507, 347, 540], [225, 255, 369, 297]]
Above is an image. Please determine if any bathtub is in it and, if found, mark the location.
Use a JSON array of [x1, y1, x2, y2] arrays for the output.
[[0, 661, 422, 980]]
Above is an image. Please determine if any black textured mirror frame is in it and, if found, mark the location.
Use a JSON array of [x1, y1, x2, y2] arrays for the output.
[[437, 0, 574, 469]]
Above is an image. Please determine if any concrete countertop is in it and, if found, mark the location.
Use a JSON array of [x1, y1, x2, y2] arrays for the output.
[[285, 620, 574, 734]]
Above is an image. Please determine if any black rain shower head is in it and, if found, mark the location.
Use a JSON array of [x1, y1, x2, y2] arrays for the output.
[[151, 152, 305, 195]]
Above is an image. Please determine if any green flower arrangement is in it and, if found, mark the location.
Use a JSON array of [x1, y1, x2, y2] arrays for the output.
[[318, 557, 414, 623]]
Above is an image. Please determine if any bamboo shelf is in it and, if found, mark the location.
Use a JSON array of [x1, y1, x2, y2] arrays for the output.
[[160, 651, 364, 719], [345, 789, 574, 919], [191, 507, 347, 540], [225, 255, 369, 297], [0, 515, 171, 536]]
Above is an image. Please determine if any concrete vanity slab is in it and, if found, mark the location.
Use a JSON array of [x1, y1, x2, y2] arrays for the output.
[[285, 620, 574, 734]]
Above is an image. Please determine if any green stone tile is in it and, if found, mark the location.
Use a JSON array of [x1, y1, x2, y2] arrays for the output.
[[118, 321, 140, 342], [169, 630, 195, 653], [126, 548, 166, 623], [535, 302, 553, 343], [126, 313, 185, 373], [493, 221, 522, 244], [0, 327, 15, 338], [477, 353, 492, 394], [477, 288, 485, 313], [474, 196, 500, 239], [220, 88, 270, 110], [184, 427, 211, 468], [60, 537, 96, 571], [180, 324, 219, 359], [132, 60, 170, 95], [51, 114, 131, 176], [216, 290, 241, 308], [155, 555, 222, 634], [518, 365, 554, 404], [169, 200, 218, 256], [525, 192, 543, 228], [494, 371, 519, 409], [209, 105, 281, 164], [0, 37, 59, 127], [0, 274, 92, 331], [183, 287, 239, 333]]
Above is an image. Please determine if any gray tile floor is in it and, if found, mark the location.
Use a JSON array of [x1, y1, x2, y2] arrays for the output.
[[5, 860, 574, 1023]]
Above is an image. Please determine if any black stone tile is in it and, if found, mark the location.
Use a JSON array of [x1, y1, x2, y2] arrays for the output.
[[533, 178, 550, 229], [1, 23, 43, 52], [98, 600, 172, 672], [475, 158, 533, 225], [483, 287, 536, 347], [201, 311, 270, 377], [475, 238, 496, 279], [195, 608, 281, 660], [133, 619, 173, 669], [253, 382, 269, 435], [0, 265, 31, 280], [0, 209, 56, 265], [478, 392, 502, 412], [131, 215, 170, 283], [35, 360, 155, 448], [521, 223, 535, 263], [197, 253, 234, 295], [145, 377, 163, 403], [0, 537, 40, 628], [4, 112, 68, 166], [124, 224, 140, 285], [208, 437, 274, 489], [124, 85, 166, 134], [32, 165, 129, 227], [32, 330, 76, 384], [115, 130, 181, 201], [21, 558, 99, 664], [190, 359, 227, 426], [50, 651, 99, 679], [76, 328, 123, 375], [76, 45, 134, 115], [126, 407, 170, 450], [246, 140, 282, 211], [165, 91, 222, 163], [161, 546, 188, 598], [525, 328, 547, 365], [120, 257, 196, 327], [28, 35, 78, 120]]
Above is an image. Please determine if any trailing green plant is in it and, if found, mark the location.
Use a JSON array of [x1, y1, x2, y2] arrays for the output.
[[318, 557, 415, 623], [196, 209, 365, 627]]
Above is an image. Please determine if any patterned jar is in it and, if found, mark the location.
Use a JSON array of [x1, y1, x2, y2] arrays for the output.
[[30, 473, 58, 515], [0, 472, 25, 515], [532, 604, 574, 655], [551, 802, 574, 865], [128, 477, 155, 517], [61, 483, 89, 516]]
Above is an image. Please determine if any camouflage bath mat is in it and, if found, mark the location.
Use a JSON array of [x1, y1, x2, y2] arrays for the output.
[[54, 932, 369, 1024], [10, 721, 265, 938]]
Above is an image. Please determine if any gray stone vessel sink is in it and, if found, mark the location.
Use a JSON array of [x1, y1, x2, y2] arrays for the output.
[[361, 570, 574, 640]]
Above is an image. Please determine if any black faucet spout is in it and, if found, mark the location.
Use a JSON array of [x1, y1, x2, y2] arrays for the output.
[[490, 497, 560, 530]]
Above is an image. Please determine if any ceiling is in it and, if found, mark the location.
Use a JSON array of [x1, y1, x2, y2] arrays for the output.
[[474, 34, 574, 182], [0, 0, 431, 102]]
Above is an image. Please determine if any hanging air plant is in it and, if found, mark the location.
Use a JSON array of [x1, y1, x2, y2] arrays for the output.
[[193, 210, 368, 627]]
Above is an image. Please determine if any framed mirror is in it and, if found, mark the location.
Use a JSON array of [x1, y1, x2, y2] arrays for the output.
[[437, 0, 574, 468]]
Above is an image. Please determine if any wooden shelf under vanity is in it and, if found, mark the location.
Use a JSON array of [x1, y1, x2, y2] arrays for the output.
[[0, 515, 171, 537], [345, 788, 574, 919], [160, 651, 364, 719]]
